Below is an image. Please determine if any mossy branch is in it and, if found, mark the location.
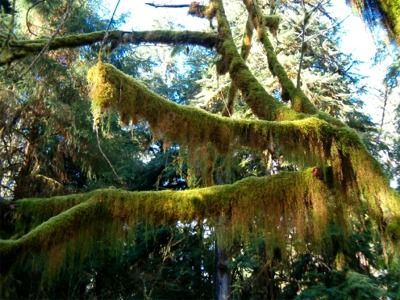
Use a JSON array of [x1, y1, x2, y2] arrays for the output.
[[223, 15, 254, 117], [376, 0, 400, 44], [3, 168, 397, 275], [211, 0, 296, 121], [0, 171, 331, 272], [0, 30, 219, 65], [242, 0, 318, 116], [87, 61, 399, 222], [211, 0, 341, 128], [348, 0, 400, 45], [88, 62, 329, 157]]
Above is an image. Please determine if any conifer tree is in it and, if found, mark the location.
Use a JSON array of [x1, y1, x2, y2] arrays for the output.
[[0, 0, 399, 298]]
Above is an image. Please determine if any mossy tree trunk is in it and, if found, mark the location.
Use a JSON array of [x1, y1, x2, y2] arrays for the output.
[[0, 0, 399, 297]]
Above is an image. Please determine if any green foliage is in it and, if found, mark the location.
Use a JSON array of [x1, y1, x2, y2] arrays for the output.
[[1, 0, 399, 298], [1, 223, 214, 299]]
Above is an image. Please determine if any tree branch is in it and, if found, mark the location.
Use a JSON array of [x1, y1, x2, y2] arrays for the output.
[[18, 0, 74, 79], [145, 2, 190, 8], [0, 30, 219, 65], [88, 61, 399, 223], [88, 62, 331, 157], [211, 0, 293, 121], [242, 0, 318, 116], [223, 15, 254, 117], [0, 171, 329, 272]]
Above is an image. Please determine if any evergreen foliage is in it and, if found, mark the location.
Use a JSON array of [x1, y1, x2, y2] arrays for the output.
[[0, 0, 399, 298]]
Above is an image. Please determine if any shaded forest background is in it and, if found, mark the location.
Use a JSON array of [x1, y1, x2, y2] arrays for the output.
[[0, 0, 400, 299]]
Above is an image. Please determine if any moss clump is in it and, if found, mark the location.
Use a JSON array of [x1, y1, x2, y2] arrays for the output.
[[265, 15, 280, 36], [188, 2, 216, 20], [188, 2, 217, 29], [387, 218, 400, 241]]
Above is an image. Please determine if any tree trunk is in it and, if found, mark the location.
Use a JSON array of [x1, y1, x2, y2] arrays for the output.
[[214, 243, 231, 300], [13, 124, 39, 200]]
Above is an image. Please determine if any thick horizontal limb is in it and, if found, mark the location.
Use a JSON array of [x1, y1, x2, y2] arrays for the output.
[[0, 30, 219, 65], [2, 167, 397, 274], [88, 62, 334, 158], [0, 170, 329, 271]]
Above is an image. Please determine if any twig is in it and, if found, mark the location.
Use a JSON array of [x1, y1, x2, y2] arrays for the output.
[[374, 87, 388, 152], [304, 15, 350, 44], [296, 0, 341, 88], [145, 3, 190, 8], [25, 0, 45, 37], [95, 126, 122, 182], [99, 0, 121, 60]]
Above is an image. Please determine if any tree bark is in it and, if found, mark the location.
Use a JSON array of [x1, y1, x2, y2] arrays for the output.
[[214, 243, 231, 300]]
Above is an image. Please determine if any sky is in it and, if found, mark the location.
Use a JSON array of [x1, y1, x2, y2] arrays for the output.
[[104, 1, 375, 55], [105, 0, 208, 31], [104, 0, 378, 69]]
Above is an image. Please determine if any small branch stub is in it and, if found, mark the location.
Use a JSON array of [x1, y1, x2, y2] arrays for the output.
[[312, 167, 323, 180], [188, 1, 216, 28]]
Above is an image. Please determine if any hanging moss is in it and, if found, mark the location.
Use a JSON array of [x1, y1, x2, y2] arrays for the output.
[[265, 15, 280, 36], [188, 2, 217, 21], [3, 165, 393, 281], [87, 61, 399, 224], [387, 219, 400, 242], [1, 170, 334, 276], [88, 62, 313, 155], [13, 190, 102, 234], [87, 62, 346, 177]]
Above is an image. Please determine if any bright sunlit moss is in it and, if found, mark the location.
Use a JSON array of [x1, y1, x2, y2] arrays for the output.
[[87, 62, 399, 224]]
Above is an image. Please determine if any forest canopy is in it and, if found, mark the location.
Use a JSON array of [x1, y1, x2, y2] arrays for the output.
[[0, 0, 399, 299]]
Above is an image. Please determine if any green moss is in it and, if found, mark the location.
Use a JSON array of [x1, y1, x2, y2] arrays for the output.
[[88, 62, 311, 155], [2, 169, 398, 281], [380, 0, 400, 44], [87, 62, 399, 223], [265, 15, 280, 36], [88, 64, 336, 171], [0, 171, 332, 271], [1, 30, 219, 66], [387, 218, 400, 241]]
